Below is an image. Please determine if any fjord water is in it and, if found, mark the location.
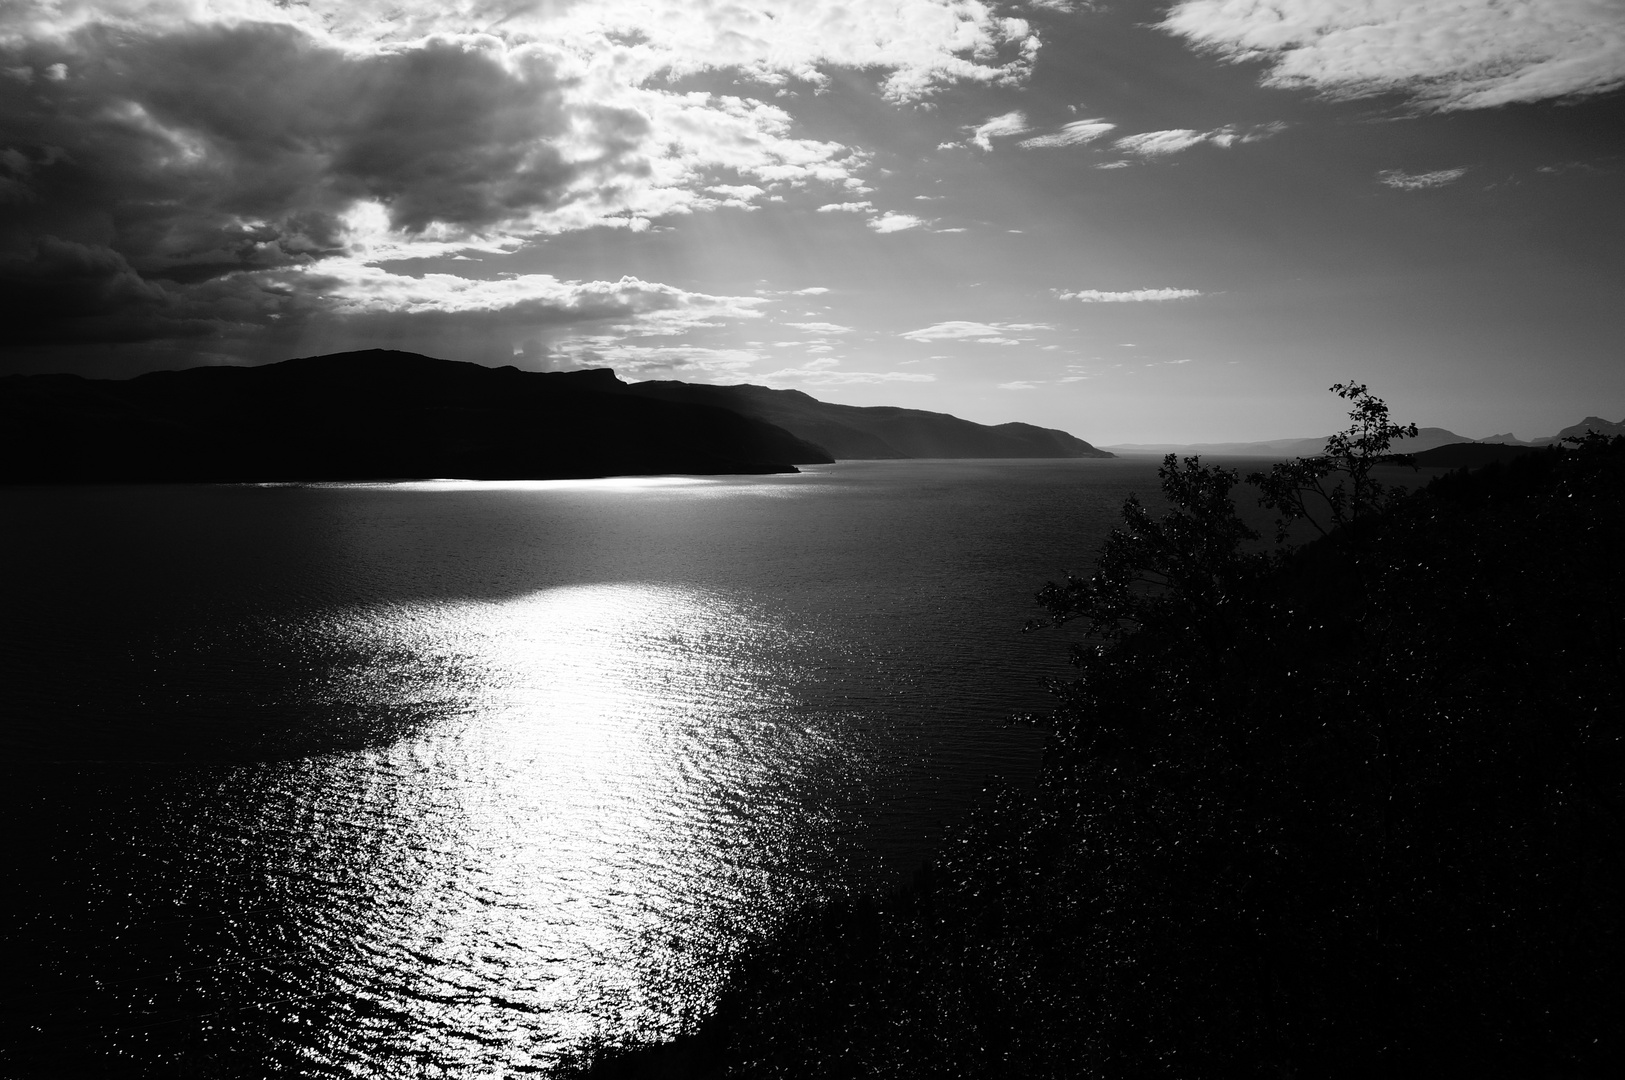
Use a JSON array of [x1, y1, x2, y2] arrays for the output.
[[3, 459, 1161, 1076]]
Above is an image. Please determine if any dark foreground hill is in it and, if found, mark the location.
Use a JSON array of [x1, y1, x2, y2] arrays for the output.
[[623, 380, 1112, 459], [566, 436, 1625, 1080], [0, 350, 832, 482]]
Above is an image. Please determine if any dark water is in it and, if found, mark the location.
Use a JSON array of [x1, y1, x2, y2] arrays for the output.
[[2, 459, 1163, 1076]]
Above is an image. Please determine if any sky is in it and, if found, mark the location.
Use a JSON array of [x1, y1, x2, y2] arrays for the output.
[[2, 1, 1621, 444]]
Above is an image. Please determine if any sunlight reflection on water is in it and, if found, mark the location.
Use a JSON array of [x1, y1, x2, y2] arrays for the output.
[[241, 582, 875, 1069], [6, 461, 1154, 1074]]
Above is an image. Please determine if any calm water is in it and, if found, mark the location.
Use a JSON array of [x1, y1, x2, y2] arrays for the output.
[[2, 459, 1164, 1076]]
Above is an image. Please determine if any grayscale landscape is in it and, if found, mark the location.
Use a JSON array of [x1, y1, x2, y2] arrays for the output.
[[3, 3, 1621, 1078]]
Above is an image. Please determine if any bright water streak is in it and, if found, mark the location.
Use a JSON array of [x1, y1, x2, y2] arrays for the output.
[[227, 584, 863, 1069]]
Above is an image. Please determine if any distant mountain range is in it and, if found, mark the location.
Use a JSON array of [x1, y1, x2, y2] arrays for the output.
[[1473, 416, 1625, 445], [0, 350, 1109, 483], [1102, 416, 1625, 461]]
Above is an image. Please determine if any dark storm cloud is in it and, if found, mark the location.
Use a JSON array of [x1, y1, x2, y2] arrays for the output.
[[0, 19, 646, 349], [0, 233, 347, 348], [0, 236, 177, 343]]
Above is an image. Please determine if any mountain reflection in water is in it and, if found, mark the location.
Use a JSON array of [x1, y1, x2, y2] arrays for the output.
[[2, 461, 1159, 1075]]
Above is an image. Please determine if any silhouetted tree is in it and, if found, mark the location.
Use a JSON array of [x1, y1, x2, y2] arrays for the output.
[[1031, 454, 1264, 649], [1248, 380, 1419, 542]]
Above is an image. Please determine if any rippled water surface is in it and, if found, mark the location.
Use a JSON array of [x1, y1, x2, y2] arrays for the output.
[[3, 459, 1164, 1075]]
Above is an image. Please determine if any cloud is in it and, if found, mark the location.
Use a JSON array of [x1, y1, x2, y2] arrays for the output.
[[2, 20, 795, 354], [1018, 118, 1116, 148], [967, 110, 1031, 150], [790, 286, 830, 295], [549, 0, 1040, 104], [901, 320, 1050, 343], [785, 321, 854, 334], [9, 2, 1041, 102], [762, 365, 937, 385], [0, 237, 190, 344], [706, 183, 767, 209], [1377, 167, 1469, 190], [817, 201, 875, 213], [1115, 129, 1206, 156], [1, 2, 1049, 358], [868, 212, 926, 233], [1114, 122, 1284, 157], [1058, 287, 1203, 302], [2, 24, 609, 266], [1161, 0, 1625, 110], [322, 265, 767, 327], [557, 340, 765, 379], [997, 380, 1041, 390], [0, 230, 770, 359]]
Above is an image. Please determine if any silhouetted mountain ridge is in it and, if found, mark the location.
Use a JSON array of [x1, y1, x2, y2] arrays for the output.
[[2, 351, 1111, 483], [1533, 415, 1625, 444], [623, 379, 1111, 459], [1411, 417, 1625, 468], [0, 350, 832, 482]]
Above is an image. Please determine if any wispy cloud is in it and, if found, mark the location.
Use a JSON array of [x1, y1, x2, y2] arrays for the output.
[[967, 110, 1032, 151], [1161, 0, 1625, 110], [901, 320, 1050, 343], [1378, 168, 1469, 190], [762, 364, 936, 385], [1114, 123, 1284, 157], [785, 321, 854, 334], [1058, 287, 1203, 302], [1115, 129, 1206, 156], [817, 201, 875, 213], [1018, 118, 1117, 149]]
